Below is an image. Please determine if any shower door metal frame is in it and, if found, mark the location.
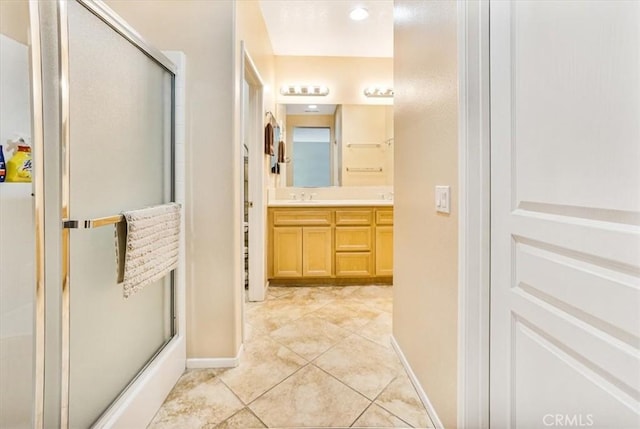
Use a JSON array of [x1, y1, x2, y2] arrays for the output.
[[57, 1, 177, 427], [28, 1, 46, 427]]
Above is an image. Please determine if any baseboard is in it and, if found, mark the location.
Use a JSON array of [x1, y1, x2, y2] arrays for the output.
[[186, 344, 244, 369], [390, 335, 445, 429]]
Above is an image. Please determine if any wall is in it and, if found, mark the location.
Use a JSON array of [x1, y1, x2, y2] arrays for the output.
[[105, 0, 240, 359], [393, 1, 459, 428], [275, 56, 393, 105], [0, 0, 29, 45]]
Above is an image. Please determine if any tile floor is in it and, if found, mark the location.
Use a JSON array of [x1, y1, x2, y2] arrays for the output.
[[148, 285, 434, 428]]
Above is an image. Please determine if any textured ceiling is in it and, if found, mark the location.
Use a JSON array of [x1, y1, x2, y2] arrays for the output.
[[259, 0, 393, 58]]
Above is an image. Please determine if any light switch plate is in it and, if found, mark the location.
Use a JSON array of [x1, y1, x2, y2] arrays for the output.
[[435, 186, 450, 214]]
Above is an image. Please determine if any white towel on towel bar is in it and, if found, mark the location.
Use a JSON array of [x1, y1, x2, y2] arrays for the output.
[[116, 203, 180, 298]]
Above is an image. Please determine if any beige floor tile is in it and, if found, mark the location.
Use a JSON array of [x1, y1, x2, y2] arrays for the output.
[[352, 403, 410, 428], [314, 334, 402, 400], [309, 300, 383, 332], [281, 286, 342, 302], [375, 373, 433, 428], [348, 285, 393, 301], [362, 298, 393, 313], [267, 286, 295, 298], [244, 321, 266, 343], [358, 312, 393, 348], [219, 336, 306, 404], [249, 364, 370, 428], [148, 373, 243, 429], [269, 315, 350, 360], [212, 407, 266, 429], [246, 296, 329, 332]]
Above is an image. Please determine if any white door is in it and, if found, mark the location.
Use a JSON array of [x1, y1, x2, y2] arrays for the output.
[[490, 1, 640, 428]]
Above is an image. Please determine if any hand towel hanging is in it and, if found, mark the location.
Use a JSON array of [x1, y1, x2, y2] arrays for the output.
[[115, 202, 180, 298], [264, 122, 274, 155]]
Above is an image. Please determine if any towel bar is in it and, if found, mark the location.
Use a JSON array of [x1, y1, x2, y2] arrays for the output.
[[346, 143, 381, 148], [63, 214, 124, 229], [346, 167, 383, 173]]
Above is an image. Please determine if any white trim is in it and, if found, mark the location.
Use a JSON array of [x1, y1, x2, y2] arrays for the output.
[[186, 344, 244, 369], [390, 336, 444, 429], [456, 1, 491, 429]]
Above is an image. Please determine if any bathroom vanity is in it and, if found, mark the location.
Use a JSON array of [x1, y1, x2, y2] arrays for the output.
[[267, 203, 393, 284]]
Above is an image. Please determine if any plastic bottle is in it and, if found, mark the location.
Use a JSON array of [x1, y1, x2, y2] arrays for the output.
[[6, 144, 32, 183], [0, 145, 6, 182]]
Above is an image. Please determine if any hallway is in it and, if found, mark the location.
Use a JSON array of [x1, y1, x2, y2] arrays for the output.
[[148, 286, 434, 428]]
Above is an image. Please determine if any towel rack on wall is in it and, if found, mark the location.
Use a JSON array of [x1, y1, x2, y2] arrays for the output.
[[346, 167, 383, 173], [346, 143, 381, 148], [63, 214, 124, 229], [265, 110, 279, 127]]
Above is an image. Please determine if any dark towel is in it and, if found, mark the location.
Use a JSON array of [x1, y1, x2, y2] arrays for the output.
[[277, 140, 285, 163], [264, 122, 274, 155]]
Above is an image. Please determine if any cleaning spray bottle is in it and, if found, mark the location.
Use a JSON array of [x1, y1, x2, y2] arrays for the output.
[[0, 145, 6, 182], [6, 138, 32, 183]]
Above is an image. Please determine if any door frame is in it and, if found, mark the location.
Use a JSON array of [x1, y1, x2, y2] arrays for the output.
[[240, 44, 268, 303], [456, 0, 491, 428]]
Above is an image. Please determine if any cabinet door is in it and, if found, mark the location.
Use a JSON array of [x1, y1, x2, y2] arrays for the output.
[[302, 227, 333, 277], [375, 226, 394, 276], [273, 227, 303, 277]]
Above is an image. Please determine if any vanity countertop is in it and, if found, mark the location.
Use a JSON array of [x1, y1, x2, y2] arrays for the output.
[[268, 199, 393, 207]]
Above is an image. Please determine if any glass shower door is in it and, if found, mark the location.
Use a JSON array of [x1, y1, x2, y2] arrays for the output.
[[63, 2, 175, 427]]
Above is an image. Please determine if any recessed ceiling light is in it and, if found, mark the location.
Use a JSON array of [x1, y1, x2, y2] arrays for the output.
[[308, 105, 317, 109], [349, 7, 369, 21]]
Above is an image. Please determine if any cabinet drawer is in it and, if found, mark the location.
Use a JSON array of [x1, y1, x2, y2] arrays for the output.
[[335, 209, 372, 225], [375, 209, 394, 225], [272, 209, 332, 226], [335, 252, 372, 277], [335, 227, 372, 251]]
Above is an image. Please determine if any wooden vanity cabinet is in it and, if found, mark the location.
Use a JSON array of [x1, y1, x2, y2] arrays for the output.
[[270, 209, 333, 279], [268, 206, 393, 283]]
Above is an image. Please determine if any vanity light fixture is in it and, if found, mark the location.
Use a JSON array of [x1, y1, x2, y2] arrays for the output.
[[349, 7, 369, 21], [280, 85, 329, 96], [363, 87, 394, 98]]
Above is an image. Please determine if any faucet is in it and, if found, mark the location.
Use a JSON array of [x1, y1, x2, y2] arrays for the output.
[[300, 191, 305, 201]]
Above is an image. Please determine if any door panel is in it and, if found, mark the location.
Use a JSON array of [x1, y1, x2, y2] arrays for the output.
[[66, 2, 173, 427], [375, 226, 393, 276], [273, 227, 303, 277], [490, 1, 640, 428], [302, 227, 332, 277]]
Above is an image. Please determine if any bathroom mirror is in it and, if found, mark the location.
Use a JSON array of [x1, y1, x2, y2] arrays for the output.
[[277, 103, 394, 187]]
